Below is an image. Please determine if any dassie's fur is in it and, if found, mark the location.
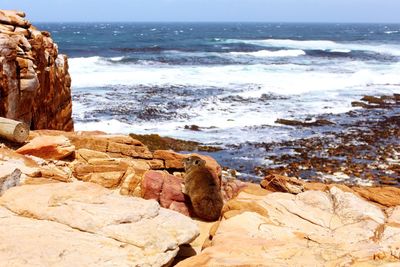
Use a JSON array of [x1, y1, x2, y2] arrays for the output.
[[183, 156, 223, 221]]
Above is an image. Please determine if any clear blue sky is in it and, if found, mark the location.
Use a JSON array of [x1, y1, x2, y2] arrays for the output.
[[2, 0, 400, 23]]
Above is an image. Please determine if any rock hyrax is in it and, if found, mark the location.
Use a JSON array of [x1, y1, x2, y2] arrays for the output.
[[183, 155, 223, 221]]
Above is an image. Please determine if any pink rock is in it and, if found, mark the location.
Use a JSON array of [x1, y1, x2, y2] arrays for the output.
[[169, 201, 190, 217], [141, 171, 164, 201], [160, 174, 185, 208]]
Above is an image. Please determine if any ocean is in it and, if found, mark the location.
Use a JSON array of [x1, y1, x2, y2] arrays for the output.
[[40, 22, 400, 180]]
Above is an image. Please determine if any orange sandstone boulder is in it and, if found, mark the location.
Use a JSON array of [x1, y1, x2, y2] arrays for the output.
[[16, 135, 75, 160], [0, 10, 73, 131]]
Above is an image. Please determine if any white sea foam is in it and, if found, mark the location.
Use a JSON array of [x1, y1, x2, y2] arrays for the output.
[[70, 54, 400, 144], [69, 56, 400, 93], [230, 49, 306, 57], [225, 39, 400, 56], [329, 49, 352, 53]]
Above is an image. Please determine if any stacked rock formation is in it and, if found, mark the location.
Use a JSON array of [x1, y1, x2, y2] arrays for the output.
[[0, 10, 73, 130], [2, 130, 244, 216]]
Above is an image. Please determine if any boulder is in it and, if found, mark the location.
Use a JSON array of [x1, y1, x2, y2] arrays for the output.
[[141, 170, 166, 202], [0, 182, 199, 266], [141, 170, 190, 215], [352, 186, 400, 207], [154, 150, 186, 169], [177, 187, 400, 266], [261, 174, 305, 194], [0, 10, 73, 131], [16, 135, 75, 160], [160, 173, 186, 208]]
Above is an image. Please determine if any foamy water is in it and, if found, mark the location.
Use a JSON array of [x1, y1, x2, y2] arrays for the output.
[[39, 22, 400, 146]]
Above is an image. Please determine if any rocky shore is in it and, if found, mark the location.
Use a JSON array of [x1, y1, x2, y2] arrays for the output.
[[1, 9, 400, 267], [1, 130, 400, 266], [0, 10, 73, 130]]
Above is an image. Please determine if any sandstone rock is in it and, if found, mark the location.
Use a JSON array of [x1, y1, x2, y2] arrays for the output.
[[38, 165, 71, 182], [75, 148, 110, 162], [154, 150, 186, 169], [169, 201, 190, 216], [120, 167, 146, 197], [178, 187, 400, 266], [141, 170, 190, 215], [0, 10, 30, 28], [0, 147, 41, 186], [261, 174, 305, 194], [146, 159, 165, 169], [352, 186, 400, 207], [141, 170, 164, 201], [160, 173, 186, 208], [108, 141, 153, 159], [0, 182, 199, 266], [0, 11, 73, 131], [221, 178, 247, 201], [16, 135, 75, 160], [87, 171, 125, 189]]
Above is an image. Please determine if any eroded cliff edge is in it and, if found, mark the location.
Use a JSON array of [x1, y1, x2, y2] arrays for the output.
[[0, 10, 73, 131]]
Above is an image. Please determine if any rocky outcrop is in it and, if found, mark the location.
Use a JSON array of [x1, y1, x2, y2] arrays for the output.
[[0, 182, 199, 266], [0, 10, 73, 131], [0, 130, 240, 218], [2, 130, 400, 265], [178, 186, 400, 266]]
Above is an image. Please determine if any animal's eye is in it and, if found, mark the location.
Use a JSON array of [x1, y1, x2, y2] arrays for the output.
[[195, 160, 199, 164]]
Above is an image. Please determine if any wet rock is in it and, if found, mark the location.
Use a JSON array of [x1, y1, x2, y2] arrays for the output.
[[256, 95, 400, 185], [275, 118, 335, 127], [184, 125, 201, 131], [129, 133, 221, 152]]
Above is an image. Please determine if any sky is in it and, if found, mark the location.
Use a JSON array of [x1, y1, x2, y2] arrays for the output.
[[2, 0, 400, 23]]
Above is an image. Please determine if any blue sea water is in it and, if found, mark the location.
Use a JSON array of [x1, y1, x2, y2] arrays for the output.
[[39, 23, 400, 177]]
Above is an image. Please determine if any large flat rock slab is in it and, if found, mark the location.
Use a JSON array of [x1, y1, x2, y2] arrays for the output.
[[0, 182, 199, 266], [0, 207, 156, 267], [178, 187, 400, 266]]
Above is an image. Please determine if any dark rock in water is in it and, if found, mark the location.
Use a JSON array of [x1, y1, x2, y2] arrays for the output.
[[361, 95, 386, 105], [253, 94, 400, 186], [184, 125, 201, 131], [275, 118, 335, 127], [129, 133, 222, 152], [352, 94, 399, 109]]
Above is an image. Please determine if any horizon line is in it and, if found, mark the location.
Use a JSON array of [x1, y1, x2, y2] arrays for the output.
[[33, 21, 400, 24]]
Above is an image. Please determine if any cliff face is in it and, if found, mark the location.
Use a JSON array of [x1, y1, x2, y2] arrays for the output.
[[0, 10, 73, 131]]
